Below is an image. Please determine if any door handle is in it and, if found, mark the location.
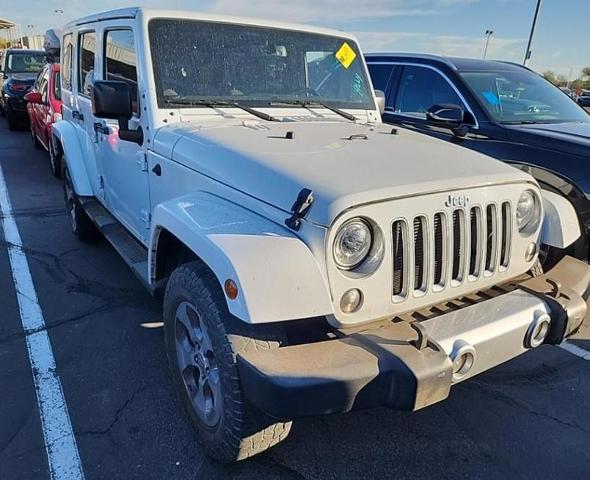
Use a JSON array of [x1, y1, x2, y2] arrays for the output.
[[93, 122, 110, 135], [151, 164, 162, 176], [72, 110, 84, 121]]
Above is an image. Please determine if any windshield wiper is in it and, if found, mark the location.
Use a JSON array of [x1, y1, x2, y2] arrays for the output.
[[163, 98, 281, 122], [269, 100, 358, 122]]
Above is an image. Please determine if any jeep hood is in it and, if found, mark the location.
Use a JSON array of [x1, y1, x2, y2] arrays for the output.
[[155, 121, 532, 226]]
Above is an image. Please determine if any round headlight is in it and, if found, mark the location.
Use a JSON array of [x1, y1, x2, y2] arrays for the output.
[[516, 190, 541, 234], [333, 218, 372, 270]]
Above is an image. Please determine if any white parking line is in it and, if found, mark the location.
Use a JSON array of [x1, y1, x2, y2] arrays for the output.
[[560, 341, 590, 361], [0, 162, 85, 479]]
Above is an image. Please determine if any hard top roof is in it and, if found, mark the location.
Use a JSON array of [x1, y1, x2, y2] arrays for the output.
[[64, 7, 355, 41]]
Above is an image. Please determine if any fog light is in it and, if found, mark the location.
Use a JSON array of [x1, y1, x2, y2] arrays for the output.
[[525, 242, 537, 262], [525, 310, 551, 348], [450, 340, 476, 382], [340, 288, 362, 314]]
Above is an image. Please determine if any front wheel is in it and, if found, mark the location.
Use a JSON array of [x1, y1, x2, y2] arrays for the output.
[[63, 166, 99, 242], [164, 262, 292, 463]]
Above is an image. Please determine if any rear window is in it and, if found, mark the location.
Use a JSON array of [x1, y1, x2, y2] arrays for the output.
[[6, 52, 46, 74]]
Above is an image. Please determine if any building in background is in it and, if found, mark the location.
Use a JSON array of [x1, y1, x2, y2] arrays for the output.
[[0, 17, 43, 49]]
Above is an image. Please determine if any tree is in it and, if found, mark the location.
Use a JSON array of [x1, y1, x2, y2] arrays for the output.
[[0, 38, 8, 49], [543, 70, 558, 85], [582, 67, 590, 78]]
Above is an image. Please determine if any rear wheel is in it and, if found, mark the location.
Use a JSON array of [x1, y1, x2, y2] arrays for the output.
[[49, 138, 61, 178], [164, 262, 292, 463], [63, 166, 99, 242]]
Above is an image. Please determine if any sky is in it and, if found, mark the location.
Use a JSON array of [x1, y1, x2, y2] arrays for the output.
[[1, 0, 587, 80]]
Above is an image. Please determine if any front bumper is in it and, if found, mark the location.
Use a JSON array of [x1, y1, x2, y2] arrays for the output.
[[238, 256, 590, 419]]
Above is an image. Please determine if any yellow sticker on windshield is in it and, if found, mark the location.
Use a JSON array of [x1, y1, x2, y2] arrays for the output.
[[335, 42, 357, 69]]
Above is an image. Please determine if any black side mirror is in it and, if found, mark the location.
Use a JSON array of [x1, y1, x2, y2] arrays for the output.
[[92, 80, 143, 145], [426, 103, 469, 138]]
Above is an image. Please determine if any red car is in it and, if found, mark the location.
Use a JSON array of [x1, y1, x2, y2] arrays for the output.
[[24, 63, 62, 177]]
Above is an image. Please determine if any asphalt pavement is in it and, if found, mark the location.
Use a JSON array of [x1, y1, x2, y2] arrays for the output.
[[1, 119, 590, 480]]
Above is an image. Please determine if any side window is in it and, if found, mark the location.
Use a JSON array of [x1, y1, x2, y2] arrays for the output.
[[62, 33, 74, 90], [104, 29, 139, 115], [38, 68, 49, 103], [395, 65, 464, 118], [367, 64, 395, 93], [78, 31, 97, 97], [54, 71, 61, 101]]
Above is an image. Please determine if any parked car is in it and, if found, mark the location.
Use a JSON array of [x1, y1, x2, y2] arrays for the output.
[[24, 63, 62, 177], [559, 86, 575, 99], [0, 49, 47, 130], [365, 54, 590, 267], [53, 8, 589, 463], [578, 91, 590, 107]]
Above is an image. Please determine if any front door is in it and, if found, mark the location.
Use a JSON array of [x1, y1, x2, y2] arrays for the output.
[[384, 64, 477, 142], [94, 26, 150, 243], [33, 66, 50, 149]]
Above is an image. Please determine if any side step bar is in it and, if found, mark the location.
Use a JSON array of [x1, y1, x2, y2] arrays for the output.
[[78, 197, 150, 290]]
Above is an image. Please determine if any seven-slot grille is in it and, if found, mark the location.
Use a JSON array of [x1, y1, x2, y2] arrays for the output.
[[392, 202, 512, 300]]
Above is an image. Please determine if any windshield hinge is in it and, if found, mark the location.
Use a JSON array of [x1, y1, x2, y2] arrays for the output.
[[136, 151, 148, 172], [285, 188, 314, 231]]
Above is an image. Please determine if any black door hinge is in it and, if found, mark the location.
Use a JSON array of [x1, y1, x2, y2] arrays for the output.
[[285, 188, 314, 231]]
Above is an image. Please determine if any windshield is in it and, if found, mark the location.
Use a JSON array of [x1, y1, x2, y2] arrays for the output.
[[6, 52, 46, 74], [461, 69, 589, 124], [148, 19, 374, 110]]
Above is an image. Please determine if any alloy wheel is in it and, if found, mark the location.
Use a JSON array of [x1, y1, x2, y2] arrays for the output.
[[174, 301, 222, 427]]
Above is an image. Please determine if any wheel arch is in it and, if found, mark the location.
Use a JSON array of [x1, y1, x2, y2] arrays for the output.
[[512, 163, 590, 258], [149, 193, 333, 324], [52, 121, 93, 195]]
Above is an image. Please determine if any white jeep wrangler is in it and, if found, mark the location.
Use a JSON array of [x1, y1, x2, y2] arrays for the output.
[[53, 8, 590, 463]]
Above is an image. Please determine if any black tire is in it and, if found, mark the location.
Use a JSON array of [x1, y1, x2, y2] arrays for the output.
[[49, 138, 62, 178], [63, 166, 99, 242], [164, 262, 292, 463], [6, 107, 18, 131], [31, 127, 42, 149]]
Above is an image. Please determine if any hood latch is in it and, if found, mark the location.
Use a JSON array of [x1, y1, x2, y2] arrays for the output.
[[285, 188, 314, 231]]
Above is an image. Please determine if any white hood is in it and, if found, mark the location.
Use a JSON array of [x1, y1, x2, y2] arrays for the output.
[[154, 120, 532, 226]]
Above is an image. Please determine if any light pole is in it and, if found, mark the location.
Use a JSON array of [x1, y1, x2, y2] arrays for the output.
[[483, 29, 493, 59], [523, 0, 542, 66]]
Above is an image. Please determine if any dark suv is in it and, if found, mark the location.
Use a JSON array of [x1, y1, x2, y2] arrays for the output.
[[0, 49, 47, 130], [366, 53, 590, 266]]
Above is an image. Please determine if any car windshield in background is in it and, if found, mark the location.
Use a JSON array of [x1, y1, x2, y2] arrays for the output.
[[461, 69, 589, 124], [148, 19, 373, 110], [6, 52, 46, 74]]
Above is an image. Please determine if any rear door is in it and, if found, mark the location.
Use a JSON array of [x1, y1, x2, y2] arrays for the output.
[[68, 29, 105, 201]]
